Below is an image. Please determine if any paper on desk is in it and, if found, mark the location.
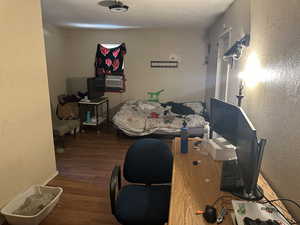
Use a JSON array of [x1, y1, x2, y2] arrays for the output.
[[232, 200, 289, 225]]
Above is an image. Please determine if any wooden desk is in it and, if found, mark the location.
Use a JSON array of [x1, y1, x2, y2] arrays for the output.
[[168, 138, 293, 225]]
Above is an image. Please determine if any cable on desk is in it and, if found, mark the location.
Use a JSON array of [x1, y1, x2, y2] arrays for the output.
[[211, 193, 298, 224], [256, 188, 296, 225], [261, 199, 300, 209], [212, 196, 234, 206], [260, 199, 291, 217]]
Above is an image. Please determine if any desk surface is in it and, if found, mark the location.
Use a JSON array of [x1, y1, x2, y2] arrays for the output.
[[168, 138, 293, 225]]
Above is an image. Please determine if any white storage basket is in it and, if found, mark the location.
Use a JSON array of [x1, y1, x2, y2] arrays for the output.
[[1, 185, 63, 225]]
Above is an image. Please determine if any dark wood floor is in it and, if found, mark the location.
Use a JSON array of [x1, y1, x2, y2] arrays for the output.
[[42, 128, 135, 225], [1, 127, 172, 225]]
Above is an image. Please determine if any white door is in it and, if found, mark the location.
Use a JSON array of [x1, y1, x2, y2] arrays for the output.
[[215, 31, 230, 102]]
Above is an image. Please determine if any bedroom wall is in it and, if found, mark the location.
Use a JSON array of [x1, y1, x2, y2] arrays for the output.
[[207, 0, 300, 220], [0, 0, 57, 211], [62, 28, 207, 108], [43, 24, 67, 107], [205, 0, 250, 104]]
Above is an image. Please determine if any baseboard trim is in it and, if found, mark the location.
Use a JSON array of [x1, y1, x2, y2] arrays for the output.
[[43, 170, 59, 186]]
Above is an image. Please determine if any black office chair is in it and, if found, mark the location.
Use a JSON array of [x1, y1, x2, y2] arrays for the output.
[[109, 138, 173, 225]]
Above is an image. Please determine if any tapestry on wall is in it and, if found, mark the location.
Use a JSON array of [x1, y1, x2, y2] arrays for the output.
[[94, 43, 127, 92]]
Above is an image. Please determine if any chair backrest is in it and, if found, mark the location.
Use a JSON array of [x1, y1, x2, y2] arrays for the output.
[[123, 138, 173, 185]]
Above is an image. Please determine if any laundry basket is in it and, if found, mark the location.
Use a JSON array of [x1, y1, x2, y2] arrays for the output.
[[1, 185, 63, 225]]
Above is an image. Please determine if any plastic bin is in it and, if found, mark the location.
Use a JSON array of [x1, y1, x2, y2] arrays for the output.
[[1, 185, 63, 225]]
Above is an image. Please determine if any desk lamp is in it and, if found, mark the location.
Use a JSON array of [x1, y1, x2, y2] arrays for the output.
[[237, 52, 264, 107], [237, 75, 245, 107]]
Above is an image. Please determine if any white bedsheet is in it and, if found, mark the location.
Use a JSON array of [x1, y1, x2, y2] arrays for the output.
[[113, 100, 206, 136]]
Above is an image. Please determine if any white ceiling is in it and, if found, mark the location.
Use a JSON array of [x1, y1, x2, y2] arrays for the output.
[[42, 0, 234, 30]]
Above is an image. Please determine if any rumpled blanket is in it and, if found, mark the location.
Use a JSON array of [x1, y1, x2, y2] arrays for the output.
[[113, 100, 205, 136]]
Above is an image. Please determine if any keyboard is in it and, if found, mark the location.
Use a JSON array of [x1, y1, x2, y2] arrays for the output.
[[220, 160, 243, 192]]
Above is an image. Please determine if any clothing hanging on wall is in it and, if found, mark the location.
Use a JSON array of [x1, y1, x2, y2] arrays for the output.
[[94, 43, 127, 92], [95, 43, 127, 75]]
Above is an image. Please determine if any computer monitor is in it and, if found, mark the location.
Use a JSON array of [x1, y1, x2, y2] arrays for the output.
[[87, 77, 104, 100], [234, 107, 267, 200], [210, 98, 267, 200], [210, 98, 240, 145]]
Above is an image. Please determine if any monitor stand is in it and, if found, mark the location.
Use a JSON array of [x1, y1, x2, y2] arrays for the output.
[[231, 185, 264, 201], [220, 160, 264, 201]]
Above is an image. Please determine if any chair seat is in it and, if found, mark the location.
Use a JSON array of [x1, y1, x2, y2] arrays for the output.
[[115, 185, 171, 225]]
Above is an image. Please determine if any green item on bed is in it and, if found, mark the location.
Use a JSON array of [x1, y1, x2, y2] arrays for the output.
[[147, 89, 164, 102]]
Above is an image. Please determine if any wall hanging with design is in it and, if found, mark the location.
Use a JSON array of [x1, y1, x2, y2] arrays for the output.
[[95, 43, 127, 92]]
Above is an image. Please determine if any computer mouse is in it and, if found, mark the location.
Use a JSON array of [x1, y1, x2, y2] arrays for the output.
[[203, 205, 217, 223]]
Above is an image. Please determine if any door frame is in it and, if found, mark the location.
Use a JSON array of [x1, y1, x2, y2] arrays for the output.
[[215, 28, 232, 102]]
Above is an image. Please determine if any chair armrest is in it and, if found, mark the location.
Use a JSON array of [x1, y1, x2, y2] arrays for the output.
[[109, 165, 121, 215]]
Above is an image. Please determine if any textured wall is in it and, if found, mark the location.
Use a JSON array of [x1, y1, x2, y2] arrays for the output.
[[0, 0, 57, 209], [62, 28, 207, 108], [207, 0, 300, 220], [205, 0, 250, 104], [43, 24, 67, 107], [246, 0, 300, 219]]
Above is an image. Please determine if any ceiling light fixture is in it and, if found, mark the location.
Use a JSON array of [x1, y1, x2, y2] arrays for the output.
[[109, 1, 129, 12], [98, 0, 129, 13]]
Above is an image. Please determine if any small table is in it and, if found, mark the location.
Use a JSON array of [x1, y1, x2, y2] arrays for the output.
[[78, 97, 109, 133]]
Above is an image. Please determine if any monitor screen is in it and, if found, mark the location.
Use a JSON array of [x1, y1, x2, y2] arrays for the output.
[[87, 77, 104, 100], [235, 108, 258, 194], [210, 98, 240, 145], [211, 98, 265, 197]]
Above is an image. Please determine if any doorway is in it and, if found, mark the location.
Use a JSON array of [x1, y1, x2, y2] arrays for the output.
[[215, 29, 231, 102]]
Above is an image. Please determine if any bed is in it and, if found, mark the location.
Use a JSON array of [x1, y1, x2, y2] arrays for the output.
[[112, 100, 207, 137]]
